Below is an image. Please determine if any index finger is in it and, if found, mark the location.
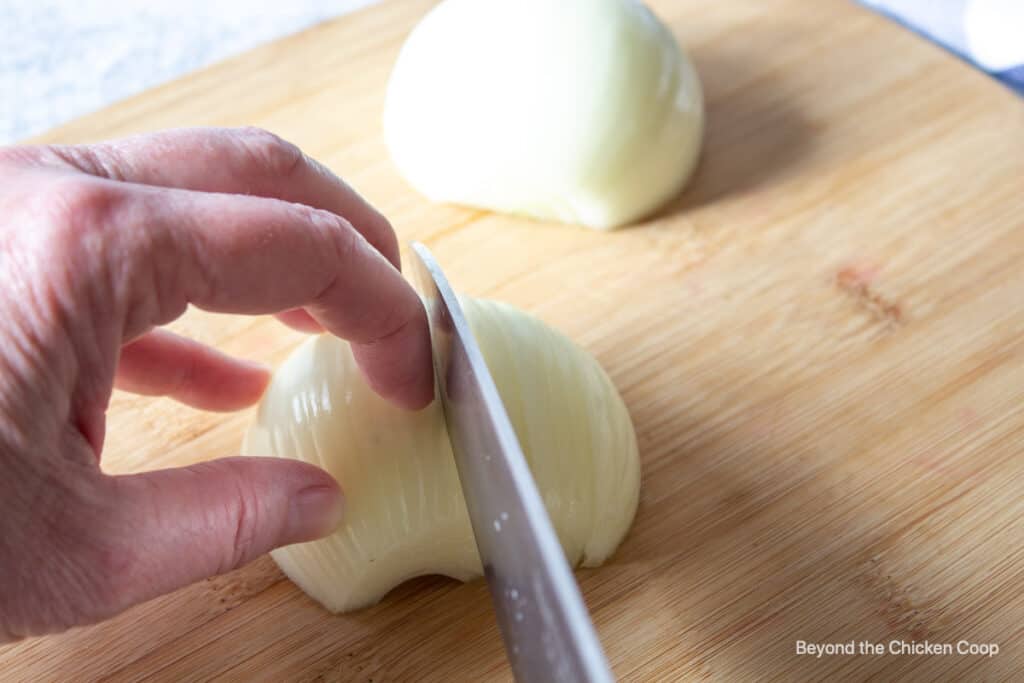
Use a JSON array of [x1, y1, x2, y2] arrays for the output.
[[64, 178, 432, 410], [41, 127, 402, 269]]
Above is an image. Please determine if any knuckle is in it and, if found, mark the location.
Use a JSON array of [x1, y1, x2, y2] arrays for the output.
[[297, 204, 356, 252], [30, 176, 181, 335], [30, 178, 129, 303], [82, 540, 138, 619], [226, 481, 261, 573], [0, 145, 33, 170], [40, 176, 123, 242], [76, 487, 140, 617], [368, 300, 416, 347], [341, 219, 370, 263], [233, 126, 305, 179], [50, 143, 128, 181], [315, 209, 360, 258], [186, 461, 264, 574], [0, 144, 65, 175], [305, 210, 361, 296]]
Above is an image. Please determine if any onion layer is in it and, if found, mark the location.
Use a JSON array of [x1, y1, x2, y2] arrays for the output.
[[244, 298, 640, 612]]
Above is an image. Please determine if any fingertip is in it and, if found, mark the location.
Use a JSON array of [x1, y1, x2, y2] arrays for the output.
[[287, 483, 346, 543], [235, 457, 344, 544], [382, 379, 435, 412], [275, 308, 325, 334], [227, 360, 273, 407], [351, 328, 435, 411], [175, 354, 271, 412], [397, 365, 437, 411], [116, 330, 273, 411]]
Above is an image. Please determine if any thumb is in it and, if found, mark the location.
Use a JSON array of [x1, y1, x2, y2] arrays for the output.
[[105, 456, 343, 609]]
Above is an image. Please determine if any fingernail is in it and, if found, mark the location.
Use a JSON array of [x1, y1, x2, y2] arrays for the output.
[[287, 485, 345, 543]]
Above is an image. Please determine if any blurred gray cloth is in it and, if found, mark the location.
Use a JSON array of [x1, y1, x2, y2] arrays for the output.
[[861, 0, 1024, 94], [0, 0, 379, 144]]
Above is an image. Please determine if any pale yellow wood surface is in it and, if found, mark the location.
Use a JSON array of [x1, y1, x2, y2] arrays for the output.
[[3, 0, 1024, 680]]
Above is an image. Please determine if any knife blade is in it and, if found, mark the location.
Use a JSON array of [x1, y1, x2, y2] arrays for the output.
[[410, 242, 614, 683]]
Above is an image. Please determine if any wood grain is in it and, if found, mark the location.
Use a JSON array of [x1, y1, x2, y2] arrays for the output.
[[3, 0, 1024, 680]]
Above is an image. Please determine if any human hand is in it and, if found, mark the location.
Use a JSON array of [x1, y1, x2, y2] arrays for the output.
[[0, 127, 433, 642]]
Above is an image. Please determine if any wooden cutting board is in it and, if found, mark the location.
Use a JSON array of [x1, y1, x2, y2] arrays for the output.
[[3, 0, 1024, 680]]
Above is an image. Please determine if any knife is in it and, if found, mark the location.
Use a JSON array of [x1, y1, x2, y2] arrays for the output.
[[410, 242, 614, 683]]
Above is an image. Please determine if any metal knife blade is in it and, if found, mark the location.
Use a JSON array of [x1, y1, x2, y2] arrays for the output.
[[409, 242, 614, 683]]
